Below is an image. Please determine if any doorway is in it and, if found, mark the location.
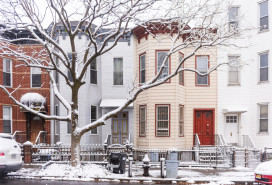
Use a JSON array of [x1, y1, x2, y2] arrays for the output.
[[112, 112, 128, 144], [224, 114, 239, 146], [194, 109, 214, 145]]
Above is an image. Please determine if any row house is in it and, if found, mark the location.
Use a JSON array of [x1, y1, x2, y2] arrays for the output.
[[0, 32, 51, 144], [218, 0, 272, 148], [132, 25, 218, 149], [52, 22, 134, 145]]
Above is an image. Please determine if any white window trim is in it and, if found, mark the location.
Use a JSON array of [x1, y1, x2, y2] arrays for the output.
[[228, 55, 240, 85], [139, 105, 146, 136], [30, 67, 42, 88], [90, 105, 98, 135], [54, 105, 58, 136], [258, 51, 269, 83], [139, 54, 146, 84], [90, 59, 98, 85], [113, 57, 124, 86], [3, 106, 12, 134], [156, 105, 170, 136], [3, 58, 12, 87], [258, 0, 269, 32], [258, 102, 269, 134], [228, 6, 240, 32]]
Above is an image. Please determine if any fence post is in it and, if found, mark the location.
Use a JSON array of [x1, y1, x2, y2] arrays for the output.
[[245, 148, 247, 168], [232, 150, 235, 167], [23, 141, 33, 164], [160, 158, 165, 178], [128, 157, 133, 177]]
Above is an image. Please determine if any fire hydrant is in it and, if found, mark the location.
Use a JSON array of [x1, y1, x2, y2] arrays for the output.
[[142, 154, 150, 176]]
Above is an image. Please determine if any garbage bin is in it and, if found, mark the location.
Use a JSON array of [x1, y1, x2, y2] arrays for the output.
[[109, 153, 127, 174], [166, 160, 179, 178], [169, 151, 178, 160], [150, 152, 159, 162]]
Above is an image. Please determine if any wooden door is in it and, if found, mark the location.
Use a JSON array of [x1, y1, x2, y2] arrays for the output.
[[194, 110, 214, 145], [30, 118, 43, 143], [112, 112, 128, 144]]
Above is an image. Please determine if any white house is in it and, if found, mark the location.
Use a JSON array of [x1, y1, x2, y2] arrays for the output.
[[50, 22, 134, 145], [218, 0, 272, 149]]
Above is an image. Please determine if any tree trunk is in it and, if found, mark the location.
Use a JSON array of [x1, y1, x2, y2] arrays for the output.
[[70, 85, 81, 167], [71, 131, 81, 167]]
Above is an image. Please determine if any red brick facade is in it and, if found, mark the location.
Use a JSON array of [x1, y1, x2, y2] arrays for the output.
[[0, 43, 51, 144]]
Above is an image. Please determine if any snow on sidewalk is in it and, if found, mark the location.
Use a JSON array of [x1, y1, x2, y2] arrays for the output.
[[9, 163, 255, 184]]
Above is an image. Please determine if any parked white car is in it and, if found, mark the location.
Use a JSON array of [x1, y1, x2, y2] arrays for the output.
[[0, 133, 22, 178]]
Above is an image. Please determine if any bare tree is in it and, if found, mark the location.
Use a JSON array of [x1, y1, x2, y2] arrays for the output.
[[0, 0, 243, 166]]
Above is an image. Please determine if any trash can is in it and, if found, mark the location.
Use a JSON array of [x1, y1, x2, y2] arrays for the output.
[[150, 152, 159, 162], [166, 160, 179, 178], [169, 151, 178, 160], [109, 153, 127, 174]]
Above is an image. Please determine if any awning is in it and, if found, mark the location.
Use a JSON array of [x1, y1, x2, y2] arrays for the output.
[[20, 93, 47, 112], [222, 108, 247, 114], [100, 99, 133, 108]]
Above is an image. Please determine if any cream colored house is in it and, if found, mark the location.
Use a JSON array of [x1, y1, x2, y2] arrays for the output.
[[133, 26, 217, 149]]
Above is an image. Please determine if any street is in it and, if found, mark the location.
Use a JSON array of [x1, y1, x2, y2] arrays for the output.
[[0, 178, 138, 185]]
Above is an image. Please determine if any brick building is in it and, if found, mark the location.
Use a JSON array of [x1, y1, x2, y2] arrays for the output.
[[0, 40, 51, 144]]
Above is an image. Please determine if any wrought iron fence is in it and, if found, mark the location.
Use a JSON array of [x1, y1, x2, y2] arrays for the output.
[[31, 144, 106, 163]]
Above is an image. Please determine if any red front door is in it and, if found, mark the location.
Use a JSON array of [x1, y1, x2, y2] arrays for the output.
[[194, 110, 214, 145]]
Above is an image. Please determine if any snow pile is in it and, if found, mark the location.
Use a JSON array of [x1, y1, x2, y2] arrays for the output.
[[254, 160, 272, 175], [20, 93, 45, 108]]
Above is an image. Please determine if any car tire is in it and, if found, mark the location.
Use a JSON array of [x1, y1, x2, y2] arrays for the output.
[[0, 172, 8, 179]]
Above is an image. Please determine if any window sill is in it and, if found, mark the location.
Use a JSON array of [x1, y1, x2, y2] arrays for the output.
[[90, 83, 98, 86], [90, 134, 98, 136], [258, 29, 269, 34], [3, 85, 12, 88], [228, 83, 240, 86], [113, 85, 124, 87], [258, 81, 269, 84], [257, 132, 269, 135]]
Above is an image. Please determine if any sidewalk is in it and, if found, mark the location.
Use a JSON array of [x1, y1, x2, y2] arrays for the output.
[[8, 163, 255, 184]]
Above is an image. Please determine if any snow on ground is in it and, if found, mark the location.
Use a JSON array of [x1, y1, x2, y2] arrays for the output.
[[9, 163, 255, 184]]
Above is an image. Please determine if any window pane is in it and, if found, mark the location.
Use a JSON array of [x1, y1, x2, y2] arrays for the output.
[[157, 51, 169, 79], [3, 120, 11, 133], [260, 53, 268, 67], [197, 56, 208, 72], [229, 71, 239, 84], [3, 107, 11, 119], [179, 54, 184, 85], [179, 107, 184, 136], [140, 55, 146, 83], [32, 67, 41, 74], [32, 74, 41, 87], [91, 106, 97, 120], [90, 71, 97, 84], [197, 74, 208, 85], [90, 59, 97, 70], [260, 119, 268, 132], [260, 16, 269, 31], [260, 105, 268, 118], [157, 106, 169, 136], [260, 1, 268, 17], [229, 7, 239, 21], [91, 127, 97, 134], [4, 59, 11, 73], [3, 72, 11, 86], [67, 122, 71, 134], [260, 68, 268, 81], [140, 107, 146, 136], [114, 58, 123, 85]]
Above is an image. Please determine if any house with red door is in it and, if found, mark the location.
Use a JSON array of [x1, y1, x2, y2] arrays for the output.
[[133, 24, 218, 149], [0, 31, 51, 144]]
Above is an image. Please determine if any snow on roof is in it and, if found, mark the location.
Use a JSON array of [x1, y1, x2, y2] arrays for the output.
[[222, 108, 247, 113], [100, 99, 133, 108], [20, 93, 46, 108]]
